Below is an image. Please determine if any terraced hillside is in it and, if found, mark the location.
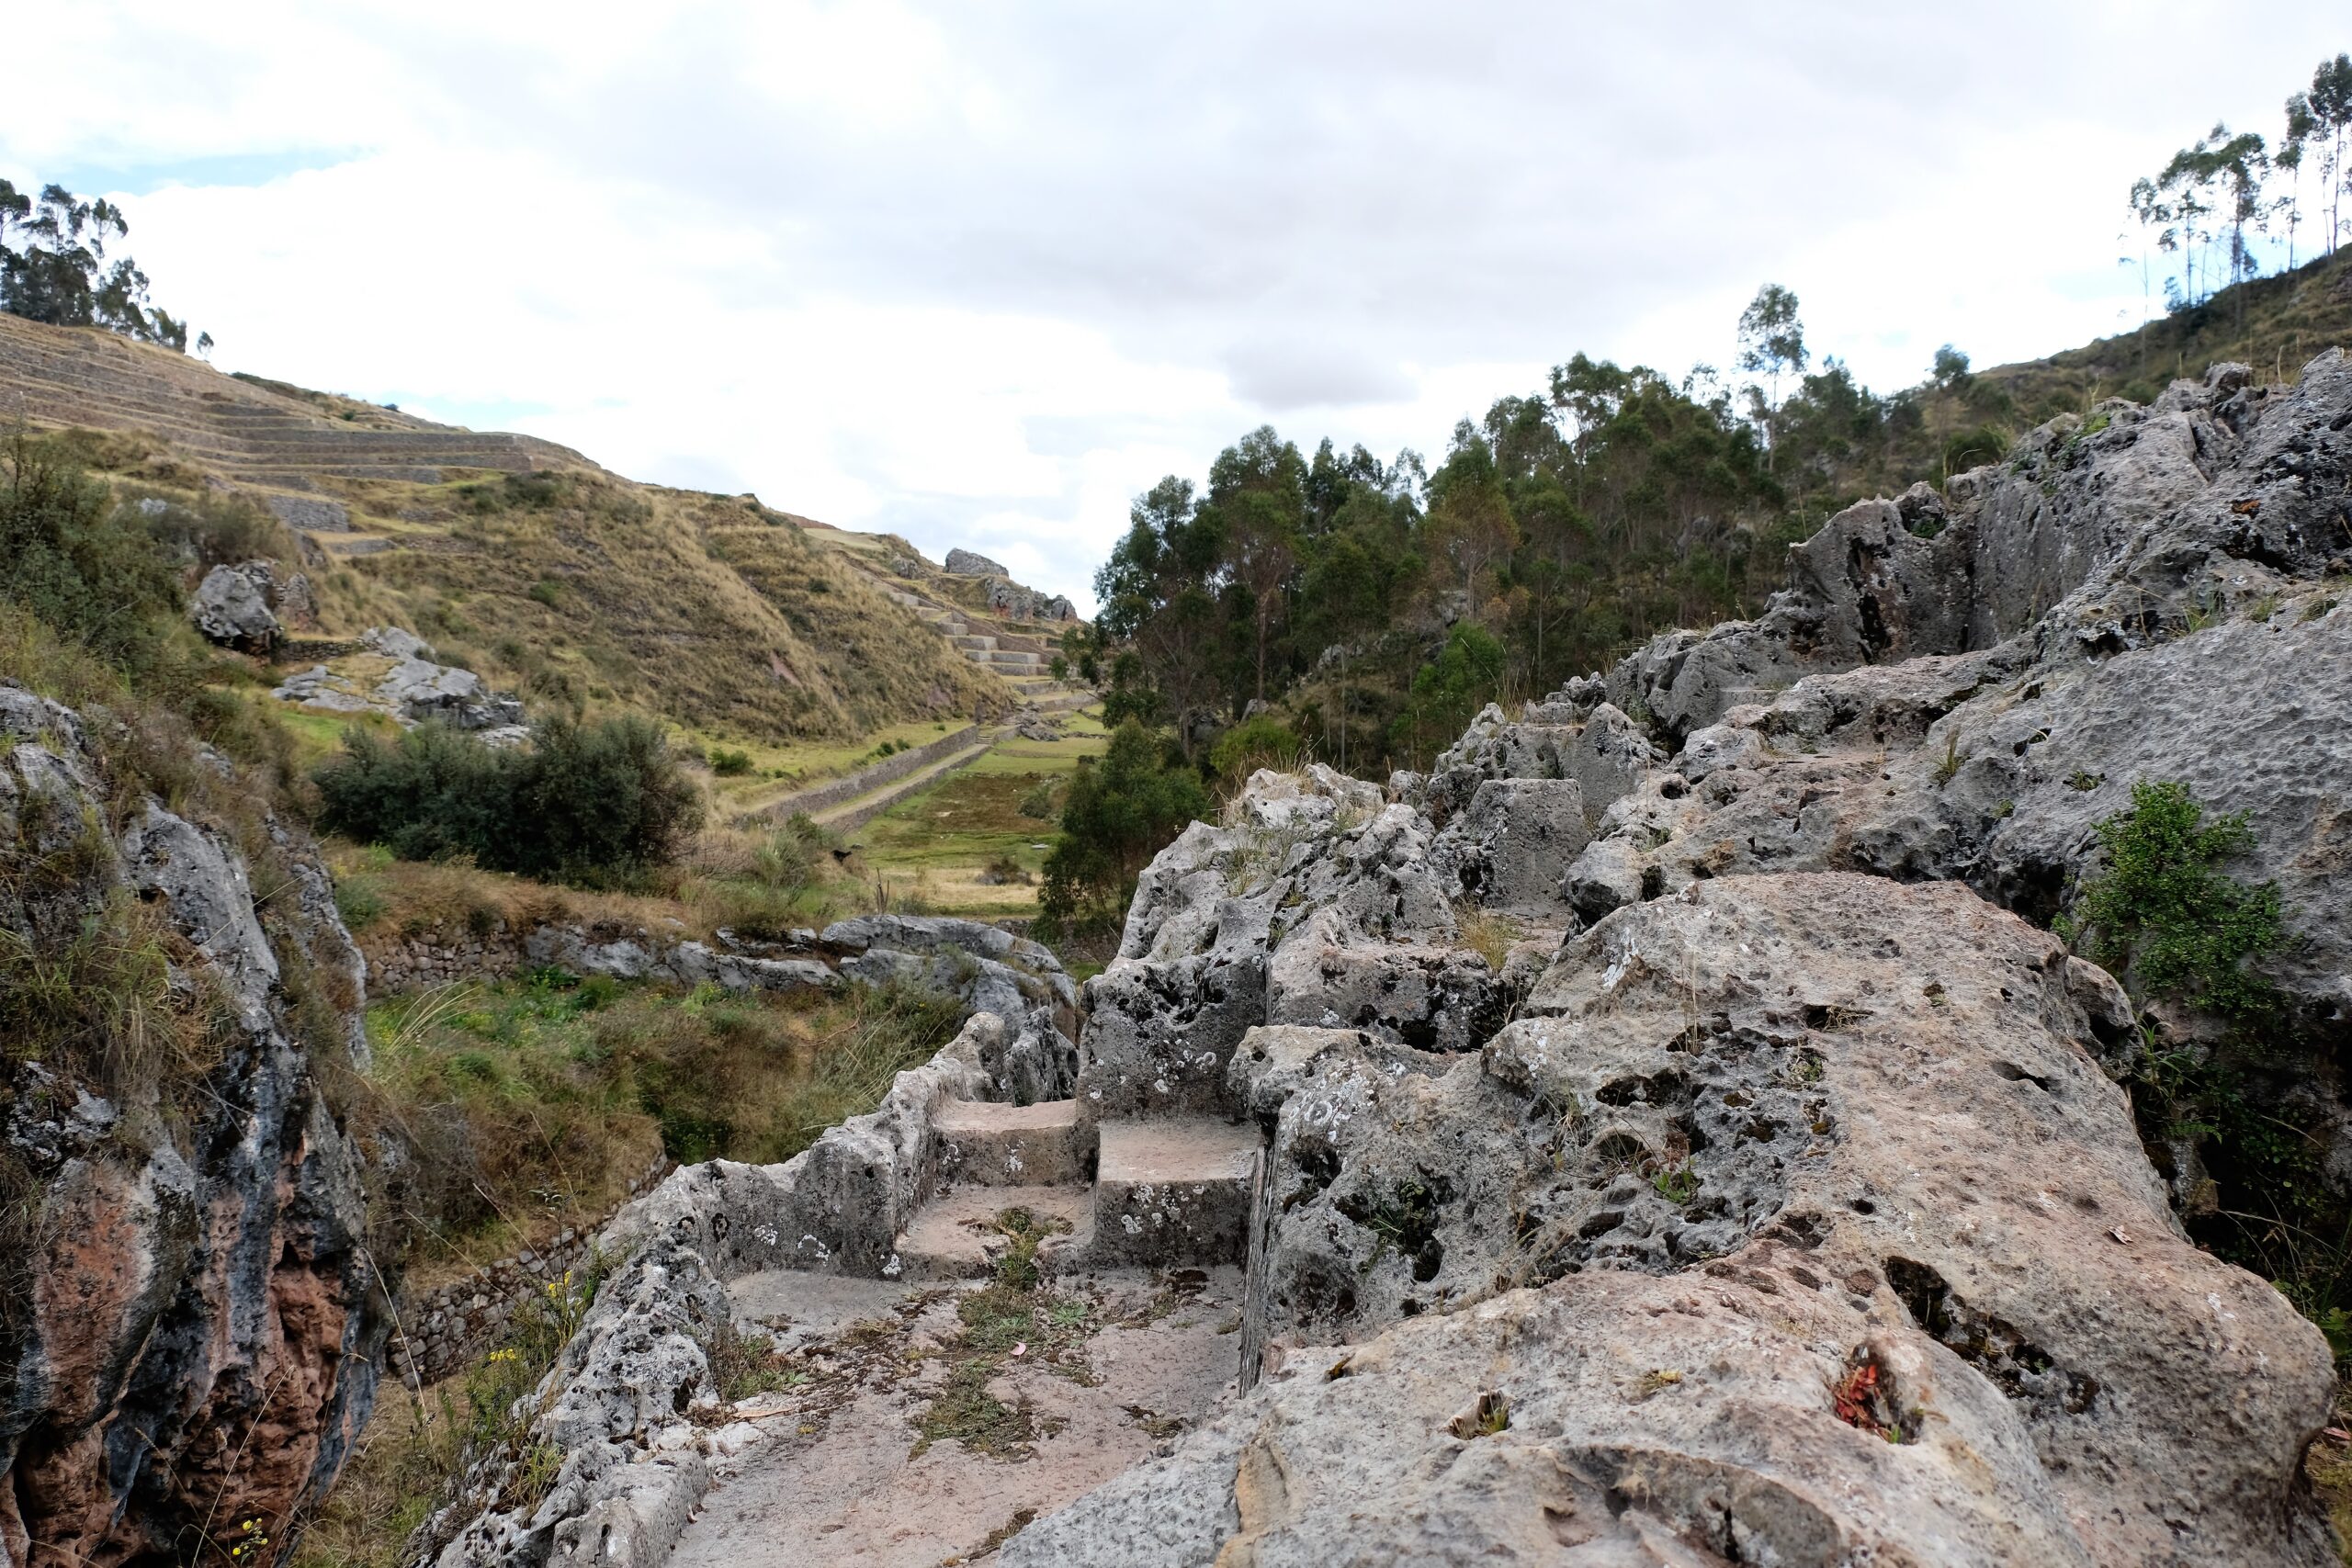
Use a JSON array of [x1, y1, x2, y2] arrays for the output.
[[0, 310, 589, 485], [0, 313, 1037, 745]]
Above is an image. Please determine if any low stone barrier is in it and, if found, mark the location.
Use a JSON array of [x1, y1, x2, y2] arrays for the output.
[[763, 723, 979, 820]]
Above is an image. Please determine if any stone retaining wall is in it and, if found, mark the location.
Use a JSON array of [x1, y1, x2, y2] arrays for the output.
[[390, 1154, 672, 1385], [364, 925, 533, 990], [764, 723, 979, 820]]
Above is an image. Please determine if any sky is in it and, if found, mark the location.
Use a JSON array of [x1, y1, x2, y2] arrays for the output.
[[5, 4, 2346, 611]]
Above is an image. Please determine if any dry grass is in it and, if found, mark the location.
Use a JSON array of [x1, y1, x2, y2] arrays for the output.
[[360, 972, 964, 1286]]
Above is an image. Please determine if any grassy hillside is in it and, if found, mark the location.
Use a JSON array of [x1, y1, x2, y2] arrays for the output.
[[0, 311, 1020, 747], [1905, 249, 2352, 468]]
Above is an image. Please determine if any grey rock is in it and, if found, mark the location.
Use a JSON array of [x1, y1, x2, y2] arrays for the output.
[[1428, 777, 1588, 914], [363, 626, 435, 660], [1021, 875, 2335, 1568], [264, 493, 350, 533], [189, 562, 281, 651], [944, 547, 1007, 577]]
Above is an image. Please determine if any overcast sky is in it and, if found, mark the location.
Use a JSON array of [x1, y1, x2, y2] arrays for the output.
[[6, 4, 2346, 608]]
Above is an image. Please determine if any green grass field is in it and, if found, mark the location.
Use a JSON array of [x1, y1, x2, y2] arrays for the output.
[[851, 710, 1107, 916]]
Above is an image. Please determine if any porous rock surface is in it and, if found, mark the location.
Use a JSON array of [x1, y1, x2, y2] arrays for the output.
[[944, 547, 1008, 577], [189, 559, 284, 651], [1002, 355, 2352, 1566], [0, 686, 387, 1567]]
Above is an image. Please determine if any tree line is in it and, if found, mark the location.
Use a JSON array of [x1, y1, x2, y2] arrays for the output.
[[1069, 280, 1975, 777], [2126, 52, 2352, 316], [0, 178, 207, 353]]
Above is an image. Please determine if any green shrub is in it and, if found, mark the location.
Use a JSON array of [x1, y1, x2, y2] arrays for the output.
[[1208, 713, 1304, 789], [1, 432, 183, 675], [134, 488, 289, 569], [2059, 779, 2281, 1017], [1388, 623, 1506, 763], [1016, 780, 1058, 819], [314, 714, 704, 883], [709, 747, 753, 776]]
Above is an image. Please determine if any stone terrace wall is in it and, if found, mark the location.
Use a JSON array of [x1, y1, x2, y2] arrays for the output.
[[391, 1154, 672, 1385], [364, 925, 533, 990], [763, 722, 980, 821]]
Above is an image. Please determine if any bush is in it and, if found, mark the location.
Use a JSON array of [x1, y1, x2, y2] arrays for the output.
[[314, 714, 705, 882], [1, 432, 183, 675], [134, 488, 290, 569], [1388, 623, 1506, 763], [1037, 720, 1208, 941], [2060, 779, 2281, 1017], [1016, 780, 1059, 819], [709, 746, 753, 776], [1208, 713, 1304, 790]]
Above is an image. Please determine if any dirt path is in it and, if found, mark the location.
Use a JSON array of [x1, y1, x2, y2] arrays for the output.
[[670, 1265, 1242, 1566]]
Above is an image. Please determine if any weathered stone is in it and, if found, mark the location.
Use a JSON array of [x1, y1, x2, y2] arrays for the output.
[[1021, 875, 2335, 1568], [263, 493, 350, 533], [188, 561, 281, 651], [1, 686, 386, 1568], [944, 547, 1007, 577]]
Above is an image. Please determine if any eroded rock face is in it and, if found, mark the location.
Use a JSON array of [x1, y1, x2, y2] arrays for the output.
[[1606, 351, 2352, 745], [1023, 875, 2334, 1567], [944, 547, 1007, 577], [0, 686, 387, 1568], [1002, 355, 2352, 1566]]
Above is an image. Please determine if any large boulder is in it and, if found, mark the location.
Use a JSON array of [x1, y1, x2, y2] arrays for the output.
[[188, 561, 281, 652], [1018, 875, 2335, 1568], [0, 686, 387, 1568], [944, 547, 1006, 577]]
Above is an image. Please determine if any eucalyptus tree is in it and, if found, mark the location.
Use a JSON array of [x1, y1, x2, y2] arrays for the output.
[[0, 179, 205, 352], [1736, 284, 1807, 468]]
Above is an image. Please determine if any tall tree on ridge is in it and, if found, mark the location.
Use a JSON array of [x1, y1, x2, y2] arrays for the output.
[[1736, 284, 1807, 468], [2307, 53, 2352, 256], [1200, 425, 1306, 705], [0, 179, 205, 352]]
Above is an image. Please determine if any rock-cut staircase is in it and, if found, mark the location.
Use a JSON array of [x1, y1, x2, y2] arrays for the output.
[[891, 1098, 1258, 1279]]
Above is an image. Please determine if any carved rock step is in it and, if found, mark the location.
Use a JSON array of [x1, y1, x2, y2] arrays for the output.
[[891, 1185, 1093, 1281], [1089, 1118, 1257, 1269], [932, 1098, 1089, 1188]]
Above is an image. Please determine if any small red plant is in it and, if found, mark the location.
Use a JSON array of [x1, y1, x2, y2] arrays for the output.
[[1832, 1360, 1882, 1430]]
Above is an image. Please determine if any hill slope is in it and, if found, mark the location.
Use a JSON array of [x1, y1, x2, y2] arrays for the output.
[[0, 311, 1041, 743]]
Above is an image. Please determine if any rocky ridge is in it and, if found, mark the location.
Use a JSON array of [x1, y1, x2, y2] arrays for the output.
[[994, 354, 2352, 1564], [394, 352, 2352, 1568], [0, 686, 386, 1568]]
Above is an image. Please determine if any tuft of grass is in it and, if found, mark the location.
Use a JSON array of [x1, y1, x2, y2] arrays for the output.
[[1933, 732, 1964, 785], [912, 1209, 1089, 1459]]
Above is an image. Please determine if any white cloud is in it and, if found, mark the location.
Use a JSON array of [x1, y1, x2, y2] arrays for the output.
[[5, 2, 2346, 612]]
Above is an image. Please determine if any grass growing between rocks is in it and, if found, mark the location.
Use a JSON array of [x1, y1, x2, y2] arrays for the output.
[[287, 1267, 601, 1568], [359, 972, 963, 1287], [912, 1210, 1094, 1460]]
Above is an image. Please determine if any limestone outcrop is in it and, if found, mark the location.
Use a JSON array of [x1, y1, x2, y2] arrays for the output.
[[997, 354, 2352, 1565], [944, 547, 1008, 577], [0, 686, 388, 1568], [272, 625, 527, 737], [1018, 875, 2329, 1567]]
